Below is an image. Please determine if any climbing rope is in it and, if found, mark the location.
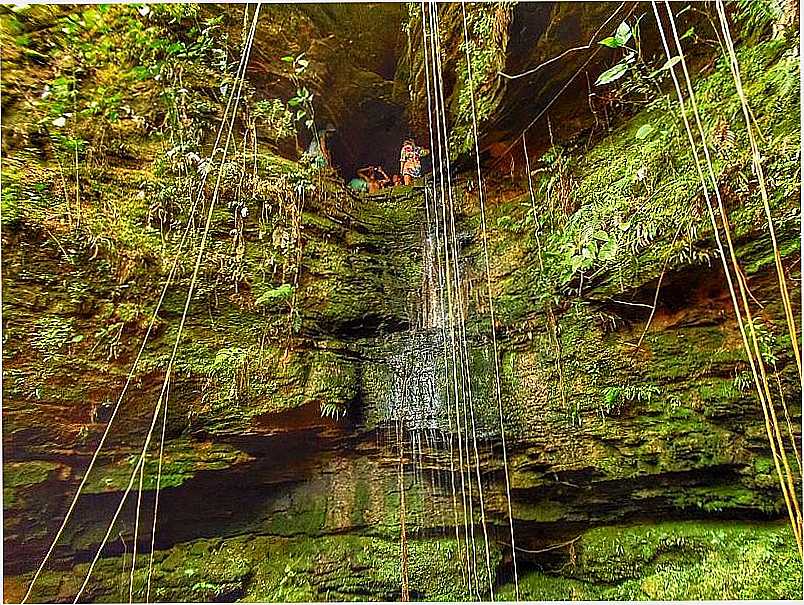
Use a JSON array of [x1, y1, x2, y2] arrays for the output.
[[144, 372, 169, 601], [712, 0, 801, 382], [128, 453, 146, 602], [660, 0, 802, 552], [144, 9, 263, 599], [427, 1, 497, 595], [71, 5, 263, 601], [420, 1, 475, 591], [709, 2, 802, 490], [18, 7, 261, 596], [460, 1, 520, 599], [651, 0, 802, 555]]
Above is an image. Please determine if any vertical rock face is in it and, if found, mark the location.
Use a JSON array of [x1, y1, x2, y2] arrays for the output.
[[2, 2, 802, 602]]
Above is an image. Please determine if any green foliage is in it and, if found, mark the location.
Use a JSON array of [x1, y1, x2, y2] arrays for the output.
[[600, 383, 660, 417], [31, 316, 78, 355], [319, 401, 345, 419], [634, 123, 655, 140], [733, 0, 786, 40], [254, 283, 294, 307], [494, 32, 800, 328], [732, 369, 753, 394], [451, 2, 512, 155], [599, 21, 633, 49], [596, 21, 636, 85], [746, 317, 780, 365], [208, 347, 252, 405], [282, 52, 316, 130], [498, 521, 801, 600], [253, 98, 295, 140]]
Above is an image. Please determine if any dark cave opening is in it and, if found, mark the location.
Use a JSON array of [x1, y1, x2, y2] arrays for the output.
[[318, 97, 410, 181]]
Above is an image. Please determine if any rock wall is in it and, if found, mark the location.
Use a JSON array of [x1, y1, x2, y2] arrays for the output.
[[2, 2, 802, 602]]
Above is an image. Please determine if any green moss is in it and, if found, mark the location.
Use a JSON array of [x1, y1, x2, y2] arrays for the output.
[[488, 34, 799, 327], [3, 460, 61, 509], [671, 485, 780, 515], [20, 534, 474, 602], [514, 499, 567, 523], [81, 439, 250, 494], [304, 351, 357, 416], [498, 521, 801, 601], [497, 570, 606, 601]]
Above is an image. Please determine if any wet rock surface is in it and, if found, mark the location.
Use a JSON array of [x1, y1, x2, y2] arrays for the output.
[[2, 2, 802, 601]]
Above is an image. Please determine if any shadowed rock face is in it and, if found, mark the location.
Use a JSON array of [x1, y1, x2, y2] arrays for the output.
[[242, 2, 410, 177], [2, 2, 802, 602]]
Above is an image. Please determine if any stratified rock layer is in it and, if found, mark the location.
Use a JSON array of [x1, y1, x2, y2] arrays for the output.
[[2, 2, 801, 602]]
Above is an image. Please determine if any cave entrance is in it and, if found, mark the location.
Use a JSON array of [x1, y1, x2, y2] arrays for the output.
[[326, 98, 409, 181]]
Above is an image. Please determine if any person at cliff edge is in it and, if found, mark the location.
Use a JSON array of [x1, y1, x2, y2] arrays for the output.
[[399, 137, 429, 186]]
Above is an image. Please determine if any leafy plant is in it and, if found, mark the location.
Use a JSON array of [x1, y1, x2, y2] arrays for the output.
[[281, 53, 315, 130], [596, 21, 637, 86], [560, 228, 618, 284], [635, 123, 655, 140], [255, 283, 294, 307], [253, 98, 295, 140], [600, 383, 660, 417], [320, 401, 346, 420], [599, 20, 633, 49]]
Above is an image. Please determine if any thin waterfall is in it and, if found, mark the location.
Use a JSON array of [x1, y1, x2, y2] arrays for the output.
[[378, 4, 503, 597]]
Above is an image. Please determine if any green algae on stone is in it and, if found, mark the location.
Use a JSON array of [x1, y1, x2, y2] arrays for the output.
[[3, 460, 63, 509], [81, 439, 252, 494]]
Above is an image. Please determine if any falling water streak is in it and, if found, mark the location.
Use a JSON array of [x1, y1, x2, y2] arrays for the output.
[[421, 2, 474, 591], [429, 2, 494, 595], [397, 420, 411, 601], [422, 36, 468, 588]]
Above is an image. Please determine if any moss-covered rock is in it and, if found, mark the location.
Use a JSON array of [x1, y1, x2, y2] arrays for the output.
[[499, 521, 802, 600]]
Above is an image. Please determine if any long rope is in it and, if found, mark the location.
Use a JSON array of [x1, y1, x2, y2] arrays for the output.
[[435, 3, 497, 594], [143, 8, 261, 598], [652, 4, 802, 551], [651, 0, 802, 554], [144, 375, 169, 601], [420, 2, 474, 591], [22, 259, 177, 603], [127, 454, 146, 602], [428, 2, 495, 595], [72, 6, 262, 600], [461, 1, 519, 599], [712, 0, 801, 379], [661, 0, 802, 549]]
